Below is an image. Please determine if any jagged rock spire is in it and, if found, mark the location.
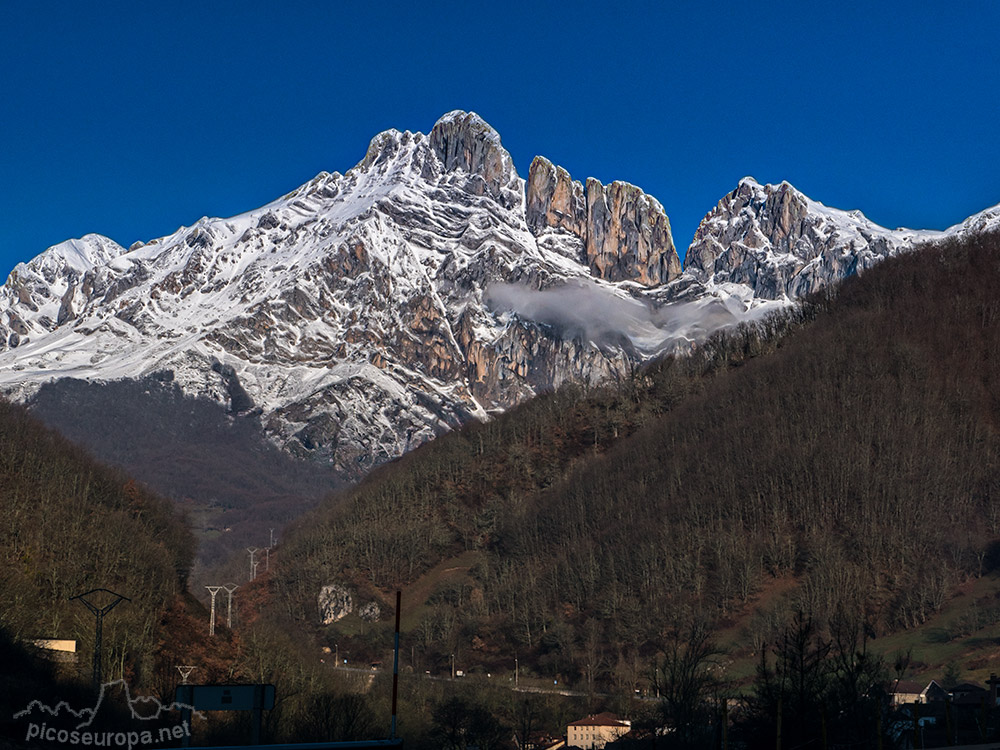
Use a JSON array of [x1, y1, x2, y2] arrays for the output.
[[525, 155, 681, 287]]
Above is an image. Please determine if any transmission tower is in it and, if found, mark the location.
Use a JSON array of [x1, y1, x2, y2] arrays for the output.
[[246, 547, 260, 581], [176, 666, 197, 684], [205, 586, 223, 636], [70, 588, 130, 688], [222, 583, 239, 628]]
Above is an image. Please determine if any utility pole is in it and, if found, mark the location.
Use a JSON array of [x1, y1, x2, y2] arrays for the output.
[[222, 584, 238, 628], [390, 590, 401, 740], [71, 588, 129, 688], [515, 654, 519, 688], [246, 547, 259, 581], [451, 653, 455, 680], [205, 586, 222, 636]]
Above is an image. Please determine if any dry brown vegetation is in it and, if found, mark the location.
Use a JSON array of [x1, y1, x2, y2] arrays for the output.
[[274, 230, 1000, 692], [0, 398, 194, 681]]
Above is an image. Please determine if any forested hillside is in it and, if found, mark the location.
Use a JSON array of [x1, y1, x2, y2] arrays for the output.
[[273, 229, 1000, 687], [0, 401, 358, 747], [26, 375, 343, 579], [7, 230, 1000, 749], [0, 399, 195, 685]]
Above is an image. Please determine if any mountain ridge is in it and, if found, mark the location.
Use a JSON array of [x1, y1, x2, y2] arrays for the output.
[[1, 111, 998, 482], [269, 228, 1000, 703], [684, 175, 1000, 298], [0, 111, 696, 481]]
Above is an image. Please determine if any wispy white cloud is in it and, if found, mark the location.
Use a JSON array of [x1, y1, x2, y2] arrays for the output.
[[485, 278, 741, 355]]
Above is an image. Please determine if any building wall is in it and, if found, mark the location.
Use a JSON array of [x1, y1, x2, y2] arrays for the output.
[[567, 723, 627, 749]]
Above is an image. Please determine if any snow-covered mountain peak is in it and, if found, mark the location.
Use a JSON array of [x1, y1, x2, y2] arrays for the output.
[[0, 112, 677, 478], [3, 234, 128, 339], [358, 127, 421, 172], [431, 109, 506, 156], [2, 111, 995, 482], [428, 110, 520, 204], [952, 203, 1000, 236], [735, 175, 763, 190], [682, 177, 1000, 301], [12, 234, 126, 281]]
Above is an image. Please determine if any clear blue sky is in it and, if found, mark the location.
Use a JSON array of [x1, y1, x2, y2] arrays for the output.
[[2, 1, 998, 278]]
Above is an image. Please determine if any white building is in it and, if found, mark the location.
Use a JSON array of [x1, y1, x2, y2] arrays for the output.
[[567, 712, 630, 750]]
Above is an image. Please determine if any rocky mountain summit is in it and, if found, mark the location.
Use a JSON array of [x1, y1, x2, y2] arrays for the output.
[[0, 113, 996, 481], [0, 112, 702, 480], [684, 177, 1000, 299], [526, 156, 681, 286]]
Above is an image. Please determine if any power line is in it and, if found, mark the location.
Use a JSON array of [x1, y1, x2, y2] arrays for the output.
[[246, 548, 260, 581], [70, 588, 130, 688], [176, 666, 197, 684], [205, 586, 223, 636], [222, 584, 239, 629]]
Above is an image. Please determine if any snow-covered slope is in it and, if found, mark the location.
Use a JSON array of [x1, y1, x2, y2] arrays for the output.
[[684, 177, 1000, 299], [0, 112, 720, 479], [2, 117, 996, 480]]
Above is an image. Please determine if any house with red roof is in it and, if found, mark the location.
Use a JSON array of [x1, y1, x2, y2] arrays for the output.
[[567, 712, 631, 750]]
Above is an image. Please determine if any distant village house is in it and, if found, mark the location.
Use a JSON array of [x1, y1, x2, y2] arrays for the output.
[[567, 713, 630, 750]]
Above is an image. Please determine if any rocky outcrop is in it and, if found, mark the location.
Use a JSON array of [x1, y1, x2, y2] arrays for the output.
[[525, 156, 587, 238], [585, 178, 680, 286], [318, 584, 353, 624], [428, 110, 521, 206], [0, 112, 676, 482], [683, 177, 958, 300], [525, 156, 681, 287], [358, 601, 381, 622]]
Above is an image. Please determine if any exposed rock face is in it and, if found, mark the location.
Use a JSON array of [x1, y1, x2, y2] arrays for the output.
[[525, 156, 681, 286], [585, 178, 680, 285], [318, 584, 353, 624], [682, 177, 998, 299], [525, 156, 587, 238], [6, 117, 989, 483], [358, 601, 381, 622], [0, 112, 685, 481], [428, 111, 521, 206]]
